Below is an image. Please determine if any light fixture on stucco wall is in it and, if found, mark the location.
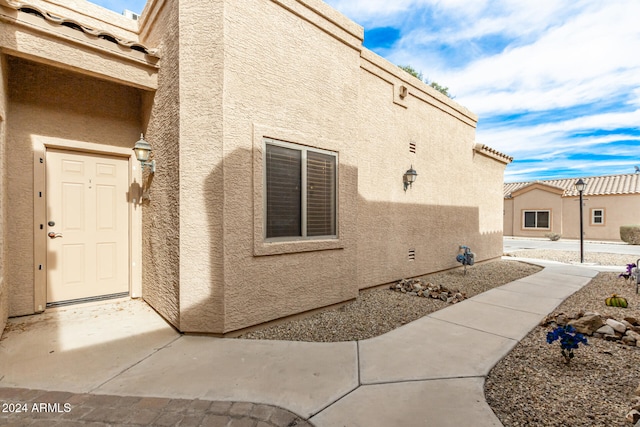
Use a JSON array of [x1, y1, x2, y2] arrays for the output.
[[133, 134, 156, 173], [403, 165, 417, 191]]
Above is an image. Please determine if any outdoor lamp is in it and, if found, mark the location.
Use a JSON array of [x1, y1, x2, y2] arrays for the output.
[[403, 165, 418, 191], [133, 134, 156, 173], [575, 178, 586, 263]]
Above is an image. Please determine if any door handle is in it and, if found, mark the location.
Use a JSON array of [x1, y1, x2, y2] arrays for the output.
[[48, 232, 63, 239]]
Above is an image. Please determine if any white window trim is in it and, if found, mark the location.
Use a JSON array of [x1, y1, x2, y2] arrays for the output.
[[523, 210, 551, 230], [591, 208, 605, 226]]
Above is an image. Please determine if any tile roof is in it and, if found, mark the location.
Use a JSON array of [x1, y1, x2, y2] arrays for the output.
[[473, 143, 513, 164], [1, 0, 159, 58], [504, 173, 640, 198]]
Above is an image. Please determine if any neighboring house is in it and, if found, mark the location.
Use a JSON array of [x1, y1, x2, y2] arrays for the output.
[[504, 174, 640, 241], [0, 0, 512, 336]]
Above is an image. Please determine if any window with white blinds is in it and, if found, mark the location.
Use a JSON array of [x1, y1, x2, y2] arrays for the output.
[[265, 140, 337, 239]]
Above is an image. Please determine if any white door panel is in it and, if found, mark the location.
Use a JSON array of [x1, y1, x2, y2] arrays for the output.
[[46, 149, 129, 303]]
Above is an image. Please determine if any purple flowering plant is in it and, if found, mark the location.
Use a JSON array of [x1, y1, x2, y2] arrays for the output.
[[546, 325, 588, 364], [619, 263, 637, 282]]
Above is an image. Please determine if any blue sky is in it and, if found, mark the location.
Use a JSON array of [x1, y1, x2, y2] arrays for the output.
[[90, 0, 640, 183]]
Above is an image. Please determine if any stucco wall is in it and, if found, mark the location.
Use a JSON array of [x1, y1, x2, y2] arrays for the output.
[[0, 54, 7, 334], [5, 56, 142, 316], [0, 4, 156, 91], [138, 0, 182, 329], [356, 53, 501, 289], [503, 198, 514, 236], [1, 0, 509, 334], [175, 0, 225, 332], [215, 0, 362, 333], [510, 188, 563, 238], [561, 194, 640, 241], [505, 188, 638, 241], [471, 151, 508, 256]]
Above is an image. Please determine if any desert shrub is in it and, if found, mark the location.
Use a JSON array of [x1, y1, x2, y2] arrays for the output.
[[620, 225, 640, 245], [545, 232, 562, 241]]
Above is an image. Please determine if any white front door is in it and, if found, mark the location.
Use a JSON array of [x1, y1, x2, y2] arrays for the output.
[[46, 149, 129, 304]]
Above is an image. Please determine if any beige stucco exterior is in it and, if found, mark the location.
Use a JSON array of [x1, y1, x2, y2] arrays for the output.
[[504, 180, 640, 241], [0, 0, 511, 336], [0, 53, 7, 335]]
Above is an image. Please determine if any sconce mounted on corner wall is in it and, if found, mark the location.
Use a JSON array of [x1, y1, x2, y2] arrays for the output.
[[133, 134, 156, 173], [403, 165, 417, 191]]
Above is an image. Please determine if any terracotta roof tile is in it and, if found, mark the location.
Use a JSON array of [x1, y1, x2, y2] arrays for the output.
[[504, 173, 640, 198], [1, 0, 159, 58]]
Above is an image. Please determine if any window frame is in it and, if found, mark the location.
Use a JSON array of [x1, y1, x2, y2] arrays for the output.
[[263, 138, 338, 242], [591, 208, 605, 226], [522, 210, 551, 230]]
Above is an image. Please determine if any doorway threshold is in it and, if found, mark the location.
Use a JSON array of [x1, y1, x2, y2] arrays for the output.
[[46, 292, 130, 309]]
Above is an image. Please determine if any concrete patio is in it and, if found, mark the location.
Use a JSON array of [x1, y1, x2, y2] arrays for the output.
[[0, 258, 603, 426]]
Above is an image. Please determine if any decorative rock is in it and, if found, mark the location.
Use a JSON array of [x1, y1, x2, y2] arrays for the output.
[[391, 278, 466, 303], [627, 331, 640, 342], [622, 320, 635, 329], [625, 317, 639, 326], [622, 335, 636, 346], [636, 384, 640, 397], [569, 314, 605, 335], [606, 318, 627, 334], [626, 409, 640, 424], [595, 325, 615, 336], [556, 314, 569, 326]]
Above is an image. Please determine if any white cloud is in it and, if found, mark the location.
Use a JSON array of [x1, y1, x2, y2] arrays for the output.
[[325, 0, 640, 180]]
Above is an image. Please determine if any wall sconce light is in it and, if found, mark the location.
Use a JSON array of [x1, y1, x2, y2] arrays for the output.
[[403, 165, 417, 191], [133, 134, 156, 173]]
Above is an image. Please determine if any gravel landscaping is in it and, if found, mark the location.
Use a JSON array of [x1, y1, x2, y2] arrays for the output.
[[241, 248, 640, 426], [486, 269, 640, 427], [239, 260, 542, 342], [509, 249, 637, 267]]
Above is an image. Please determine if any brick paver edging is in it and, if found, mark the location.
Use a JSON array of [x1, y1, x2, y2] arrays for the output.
[[0, 387, 314, 427]]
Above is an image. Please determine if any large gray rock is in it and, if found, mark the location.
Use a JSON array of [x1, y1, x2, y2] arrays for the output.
[[627, 330, 640, 342], [569, 314, 605, 335], [596, 325, 615, 336], [622, 320, 635, 329], [606, 318, 627, 334]]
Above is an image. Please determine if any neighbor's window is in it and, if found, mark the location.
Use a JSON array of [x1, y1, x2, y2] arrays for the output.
[[591, 208, 604, 225], [265, 139, 337, 239], [523, 210, 550, 229]]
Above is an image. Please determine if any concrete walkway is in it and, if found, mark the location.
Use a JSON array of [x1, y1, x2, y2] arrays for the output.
[[0, 259, 604, 426]]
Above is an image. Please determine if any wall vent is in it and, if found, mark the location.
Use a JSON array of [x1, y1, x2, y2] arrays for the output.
[[409, 141, 416, 153], [408, 249, 416, 261]]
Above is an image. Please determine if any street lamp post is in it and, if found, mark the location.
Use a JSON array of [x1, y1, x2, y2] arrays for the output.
[[575, 179, 586, 263]]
